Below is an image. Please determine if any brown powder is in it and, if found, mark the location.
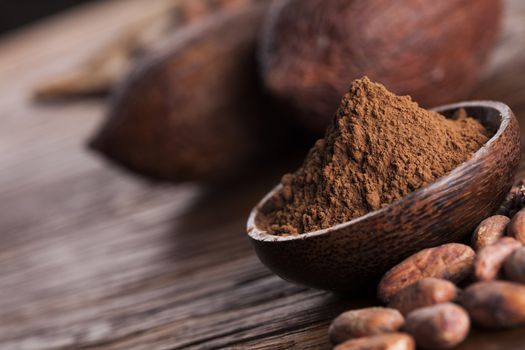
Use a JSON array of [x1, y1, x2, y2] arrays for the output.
[[261, 77, 490, 235]]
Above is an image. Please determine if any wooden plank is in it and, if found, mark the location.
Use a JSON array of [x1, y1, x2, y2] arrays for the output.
[[0, 0, 524, 349]]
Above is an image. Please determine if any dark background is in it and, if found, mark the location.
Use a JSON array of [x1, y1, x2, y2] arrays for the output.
[[0, 0, 96, 34]]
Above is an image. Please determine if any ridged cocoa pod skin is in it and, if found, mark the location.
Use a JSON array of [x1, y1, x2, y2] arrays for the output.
[[504, 247, 525, 283], [329, 307, 405, 345], [334, 333, 415, 350], [471, 215, 510, 251], [460, 281, 525, 328], [507, 208, 525, 244], [387, 278, 458, 316], [404, 303, 470, 349], [90, 4, 274, 182], [377, 243, 475, 303], [259, 0, 502, 133], [474, 237, 522, 281]]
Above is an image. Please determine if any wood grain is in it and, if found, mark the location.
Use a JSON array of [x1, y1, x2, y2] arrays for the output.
[[0, 0, 525, 349]]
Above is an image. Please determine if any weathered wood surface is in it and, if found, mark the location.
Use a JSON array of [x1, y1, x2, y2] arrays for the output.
[[0, 0, 525, 349]]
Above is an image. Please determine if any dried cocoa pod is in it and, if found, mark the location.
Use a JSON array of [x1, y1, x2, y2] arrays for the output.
[[334, 333, 415, 350], [259, 0, 502, 133], [329, 307, 404, 345], [387, 278, 458, 316], [377, 243, 475, 303], [507, 208, 525, 244], [460, 281, 525, 328], [503, 246, 525, 283], [90, 4, 286, 182], [471, 215, 510, 251], [403, 303, 470, 349], [474, 237, 522, 281]]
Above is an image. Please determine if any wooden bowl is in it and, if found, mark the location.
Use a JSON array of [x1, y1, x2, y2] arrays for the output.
[[247, 101, 520, 292]]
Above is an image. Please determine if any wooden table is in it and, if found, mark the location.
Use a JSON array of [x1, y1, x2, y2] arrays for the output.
[[1, 1, 525, 349]]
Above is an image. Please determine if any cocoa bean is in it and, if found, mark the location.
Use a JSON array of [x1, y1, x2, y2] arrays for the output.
[[334, 333, 415, 350], [474, 237, 521, 281], [471, 215, 510, 251], [460, 281, 525, 328], [508, 208, 525, 244], [404, 303, 470, 349], [329, 307, 404, 345], [503, 246, 525, 283], [377, 243, 475, 302], [387, 278, 458, 316]]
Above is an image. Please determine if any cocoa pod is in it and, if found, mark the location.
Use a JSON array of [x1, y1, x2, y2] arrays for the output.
[[334, 333, 415, 350], [329, 307, 404, 345], [503, 246, 525, 283], [474, 237, 522, 281], [90, 3, 288, 182], [460, 281, 525, 328], [387, 278, 458, 316], [259, 0, 502, 133], [404, 303, 470, 349], [471, 215, 510, 251], [377, 243, 475, 302], [507, 208, 525, 244]]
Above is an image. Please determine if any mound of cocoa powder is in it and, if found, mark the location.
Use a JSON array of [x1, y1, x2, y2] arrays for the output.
[[260, 77, 490, 235]]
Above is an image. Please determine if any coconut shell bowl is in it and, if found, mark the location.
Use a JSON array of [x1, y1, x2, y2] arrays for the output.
[[247, 101, 520, 292]]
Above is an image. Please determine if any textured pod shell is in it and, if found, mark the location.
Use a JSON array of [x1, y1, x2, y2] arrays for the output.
[[259, 0, 502, 132]]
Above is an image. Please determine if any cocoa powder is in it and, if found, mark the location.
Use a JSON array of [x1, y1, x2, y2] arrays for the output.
[[261, 77, 489, 235]]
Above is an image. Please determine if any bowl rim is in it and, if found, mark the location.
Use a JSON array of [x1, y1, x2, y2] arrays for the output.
[[247, 100, 513, 242]]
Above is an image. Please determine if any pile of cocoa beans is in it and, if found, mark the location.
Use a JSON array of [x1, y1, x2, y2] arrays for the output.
[[329, 184, 525, 350]]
